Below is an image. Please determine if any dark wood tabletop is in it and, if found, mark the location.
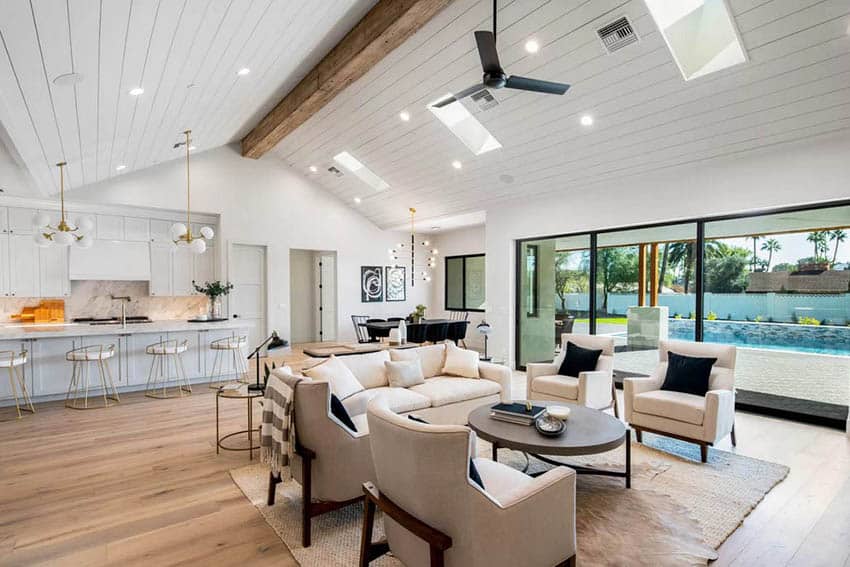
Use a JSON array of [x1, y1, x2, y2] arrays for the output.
[[467, 402, 627, 457], [362, 319, 461, 330]]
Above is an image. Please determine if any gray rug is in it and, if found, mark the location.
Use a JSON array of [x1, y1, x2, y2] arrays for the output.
[[230, 434, 788, 566]]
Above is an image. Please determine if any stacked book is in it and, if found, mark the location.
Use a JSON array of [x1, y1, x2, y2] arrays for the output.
[[490, 402, 546, 426]]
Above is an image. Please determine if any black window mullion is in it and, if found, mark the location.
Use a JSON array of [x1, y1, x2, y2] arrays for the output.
[[695, 221, 705, 342], [589, 233, 598, 335]]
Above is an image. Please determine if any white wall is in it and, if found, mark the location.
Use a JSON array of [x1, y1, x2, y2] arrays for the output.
[[69, 144, 433, 343], [431, 225, 487, 350], [484, 132, 850, 366]]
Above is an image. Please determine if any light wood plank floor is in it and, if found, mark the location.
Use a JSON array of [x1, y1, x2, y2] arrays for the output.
[[1, 347, 848, 566]]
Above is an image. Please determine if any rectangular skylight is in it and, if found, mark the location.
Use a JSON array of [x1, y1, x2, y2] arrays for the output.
[[428, 95, 502, 156], [333, 151, 389, 192], [645, 0, 747, 81]]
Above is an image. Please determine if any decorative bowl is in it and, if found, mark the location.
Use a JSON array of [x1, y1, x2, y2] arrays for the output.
[[546, 405, 571, 421], [535, 414, 566, 437]]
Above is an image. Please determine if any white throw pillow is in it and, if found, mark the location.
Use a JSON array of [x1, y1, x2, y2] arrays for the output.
[[384, 359, 425, 388], [441, 341, 479, 379], [340, 350, 390, 389], [392, 344, 447, 378], [303, 355, 364, 400]]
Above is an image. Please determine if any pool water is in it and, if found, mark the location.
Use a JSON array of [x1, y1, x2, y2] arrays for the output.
[[668, 328, 850, 357]]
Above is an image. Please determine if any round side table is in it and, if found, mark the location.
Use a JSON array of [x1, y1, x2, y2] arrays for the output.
[[216, 384, 263, 460]]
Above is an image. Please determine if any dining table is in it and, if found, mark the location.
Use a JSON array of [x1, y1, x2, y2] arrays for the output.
[[360, 318, 454, 331]]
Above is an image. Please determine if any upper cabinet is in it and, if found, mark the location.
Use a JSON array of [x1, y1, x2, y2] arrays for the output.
[[150, 220, 172, 242], [96, 215, 124, 240], [39, 244, 70, 297], [123, 217, 150, 242], [8, 233, 39, 297], [7, 207, 37, 234], [0, 208, 8, 233]]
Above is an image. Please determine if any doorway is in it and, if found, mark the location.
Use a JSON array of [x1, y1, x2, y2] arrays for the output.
[[290, 249, 337, 344], [228, 243, 268, 350]]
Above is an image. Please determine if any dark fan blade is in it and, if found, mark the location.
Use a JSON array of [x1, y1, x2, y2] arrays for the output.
[[505, 75, 570, 95], [474, 31, 502, 74], [430, 84, 485, 108]]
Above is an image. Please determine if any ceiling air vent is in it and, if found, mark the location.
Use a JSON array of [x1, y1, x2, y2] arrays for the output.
[[327, 166, 343, 177], [597, 16, 638, 54], [470, 88, 498, 111]]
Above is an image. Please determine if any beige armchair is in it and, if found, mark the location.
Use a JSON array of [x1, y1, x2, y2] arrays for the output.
[[361, 397, 576, 567], [267, 374, 375, 547], [624, 340, 737, 463], [526, 333, 618, 417]]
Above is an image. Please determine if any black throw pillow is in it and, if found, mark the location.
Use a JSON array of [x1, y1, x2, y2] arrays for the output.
[[660, 352, 717, 397], [558, 341, 603, 378], [407, 415, 485, 490], [330, 394, 357, 432]]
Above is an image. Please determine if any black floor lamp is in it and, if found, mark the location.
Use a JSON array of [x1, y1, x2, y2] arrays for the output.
[[247, 330, 287, 391]]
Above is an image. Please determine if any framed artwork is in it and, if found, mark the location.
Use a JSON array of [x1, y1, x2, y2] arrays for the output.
[[361, 266, 384, 302], [385, 266, 406, 302]]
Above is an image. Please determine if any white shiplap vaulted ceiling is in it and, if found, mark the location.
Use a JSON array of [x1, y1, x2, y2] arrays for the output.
[[0, 0, 377, 195], [272, 0, 850, 229]]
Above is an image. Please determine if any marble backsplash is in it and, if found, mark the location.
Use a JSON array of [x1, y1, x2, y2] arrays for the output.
[[0, 281, 209, 322]]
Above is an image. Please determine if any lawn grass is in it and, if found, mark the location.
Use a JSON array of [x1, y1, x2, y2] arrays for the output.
[[573, 317, 628, 325]]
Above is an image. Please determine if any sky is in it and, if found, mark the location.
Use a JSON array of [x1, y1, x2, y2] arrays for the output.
[[723, 232, 848, 266]]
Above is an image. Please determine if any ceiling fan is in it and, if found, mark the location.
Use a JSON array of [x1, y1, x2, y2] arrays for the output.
[[432, 0, 570, 109]]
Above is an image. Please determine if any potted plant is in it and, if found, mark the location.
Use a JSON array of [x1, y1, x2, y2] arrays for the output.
[[409, 304, 427, 324], [192, 280, 234, 320]]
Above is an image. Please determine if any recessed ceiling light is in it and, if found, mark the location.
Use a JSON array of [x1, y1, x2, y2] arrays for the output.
[[309, 165, 318, 173], [451, 160, 462, 170], [431, 226, 440, 231], [53, 72, 84, 86], [580, 115, 594, 126], [524, 39, 540, 54], [188, 145, 196, 151], [333, 151, 389, 192], [116, 164, 126, 171], [129, 87, 144, 96], [237, 67, 250, 76], [429, 95, 502, 156], [399, 110, 410, 122], [353, 197, 362, 204]]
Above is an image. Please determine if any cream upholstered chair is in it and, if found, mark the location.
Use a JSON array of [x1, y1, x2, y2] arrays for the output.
[[526, 333, 618, 417], [266, 373, 375, 547], [361, 397, 576, 567], [624, 340, 737, 463]]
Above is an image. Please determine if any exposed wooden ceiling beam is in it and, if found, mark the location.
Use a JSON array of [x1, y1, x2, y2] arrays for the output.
[[241, 0, 454, 159]]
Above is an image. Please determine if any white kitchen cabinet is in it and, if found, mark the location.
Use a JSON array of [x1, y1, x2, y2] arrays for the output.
[[193, 246, 215, 288], [201, 328, 244, 378], [0, 339, 32, 400], [149, 243, 173, 296], [124, 217, 150, 242], [39, 245, 70, 297], [69, 240, 150, 281], [172, 246, 194, 296], [166, 331, 203, 379], [150, 220, 173, 242], [7, 207, 37, 234], [8, 233, 39, 297], [0, 235, 9, 297], [0, 207, 8, 233], [96, 215, 124, 240], [30, 336, 80, 396], [116, 333, 154, 386]]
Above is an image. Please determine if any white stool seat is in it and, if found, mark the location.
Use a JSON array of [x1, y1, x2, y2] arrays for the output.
[[146, 343, 189, 355], [144, 340, 191, 399], [0, 354, 27, 367], [66, 349, 115, 361], [65, 345, 119, 409], [208, 335, 249, 388], [211, 338, 246, 350]]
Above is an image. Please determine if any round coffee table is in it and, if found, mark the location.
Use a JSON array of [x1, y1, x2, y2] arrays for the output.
[[468, 402, 631, 488]]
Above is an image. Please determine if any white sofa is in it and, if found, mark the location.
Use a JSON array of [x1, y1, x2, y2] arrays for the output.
[[294, 343, 512, 425]]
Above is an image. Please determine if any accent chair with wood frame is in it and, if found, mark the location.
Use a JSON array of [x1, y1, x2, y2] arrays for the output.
[[624, 340, 737, 463], [267, 376, 375, 547], [360, 397, 577, 567], [526, 333, 618, 418]]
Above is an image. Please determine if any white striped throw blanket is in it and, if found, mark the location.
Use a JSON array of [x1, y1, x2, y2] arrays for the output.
[[260, 369, 300, 479]]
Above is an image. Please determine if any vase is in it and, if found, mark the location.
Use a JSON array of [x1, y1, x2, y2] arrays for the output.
[[209, 296, 223, 319]]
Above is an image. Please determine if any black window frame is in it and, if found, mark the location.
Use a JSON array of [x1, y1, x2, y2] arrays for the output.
[[445, 253, 486, 312]]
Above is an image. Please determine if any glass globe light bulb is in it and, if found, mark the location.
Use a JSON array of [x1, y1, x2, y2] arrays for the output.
[[199, 226, 214, 239], [33, 232, 51, 247], [76, 216, 94, 233], [76, 235, 94, 248], [32, 212, 50, 228], [190, 238, 206, 254], [170, 223, 187, 240], [54, 230, 74, 246]]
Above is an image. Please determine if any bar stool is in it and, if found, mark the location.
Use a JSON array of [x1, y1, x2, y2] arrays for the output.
[[145, 339, 192, 399], [1, 348, 34, 418], [208, 335, 248, 388], [65, 345, 120, 410]]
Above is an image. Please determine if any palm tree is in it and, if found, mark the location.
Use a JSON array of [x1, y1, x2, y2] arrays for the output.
[[666, 240, 724, 294], [657, 243, 670, 291], [748, 235, 761, 272], [829, 229, 846, 267], [760, 238, 781, 271], [806, 231, 829, 261]]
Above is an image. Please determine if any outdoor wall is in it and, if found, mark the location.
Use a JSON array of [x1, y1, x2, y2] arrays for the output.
[[484, 132, 850, 366], [68, 144, 432, 344]]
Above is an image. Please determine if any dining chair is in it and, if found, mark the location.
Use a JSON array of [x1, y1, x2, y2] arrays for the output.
[[425, 322, 449, 344], [447, 320, 469, 348], [387, 317, 405, 322], [352, 315, 371, 344], [366, 319, 390, 342], [449, 311, 469, 321], [405, 323, 427, 344]]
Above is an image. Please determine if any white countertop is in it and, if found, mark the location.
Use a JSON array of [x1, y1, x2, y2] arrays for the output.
[[0, 319, 252, 340]]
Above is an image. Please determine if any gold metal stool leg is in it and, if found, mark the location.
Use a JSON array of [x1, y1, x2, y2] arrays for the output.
[[8, 366, 22, 419], [13, 364, 35, 416]]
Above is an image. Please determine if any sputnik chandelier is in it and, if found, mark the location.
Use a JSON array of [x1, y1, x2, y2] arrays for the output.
[[32, 162, 94, 248], [170, 130, 214, 254], [389, 208, 438, 286]]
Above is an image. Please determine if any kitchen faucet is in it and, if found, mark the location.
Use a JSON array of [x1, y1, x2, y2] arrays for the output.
[[110, 296, 132, 328]]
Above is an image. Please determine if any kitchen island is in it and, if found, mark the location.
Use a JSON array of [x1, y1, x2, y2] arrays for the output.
[[0, 319, 254, 405]]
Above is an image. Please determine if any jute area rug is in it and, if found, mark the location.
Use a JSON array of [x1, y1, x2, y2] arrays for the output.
[[230, 434, 788, 566]]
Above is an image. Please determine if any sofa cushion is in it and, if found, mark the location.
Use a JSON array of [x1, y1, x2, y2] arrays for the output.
[[558, 341, 602, 379], [441, 341, 480, 378], [633, 390, 705, 425], [661, 351, 717, 397], [350, 413, 370, 434], [410, 377, 500, 408], [472, 458, 533, 503], [385, 359, 425, 388], [391, 344, 446, 378], [342, 387, 431, 415], [340, 350, 391, 389], [531, 375, 579, 401], [303, 356, 364, 400]]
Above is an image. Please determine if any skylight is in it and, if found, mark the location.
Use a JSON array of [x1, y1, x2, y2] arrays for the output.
[[333, 151, 389, 192], [428, 95, 502, 156], [645, 0, 747, 81]]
